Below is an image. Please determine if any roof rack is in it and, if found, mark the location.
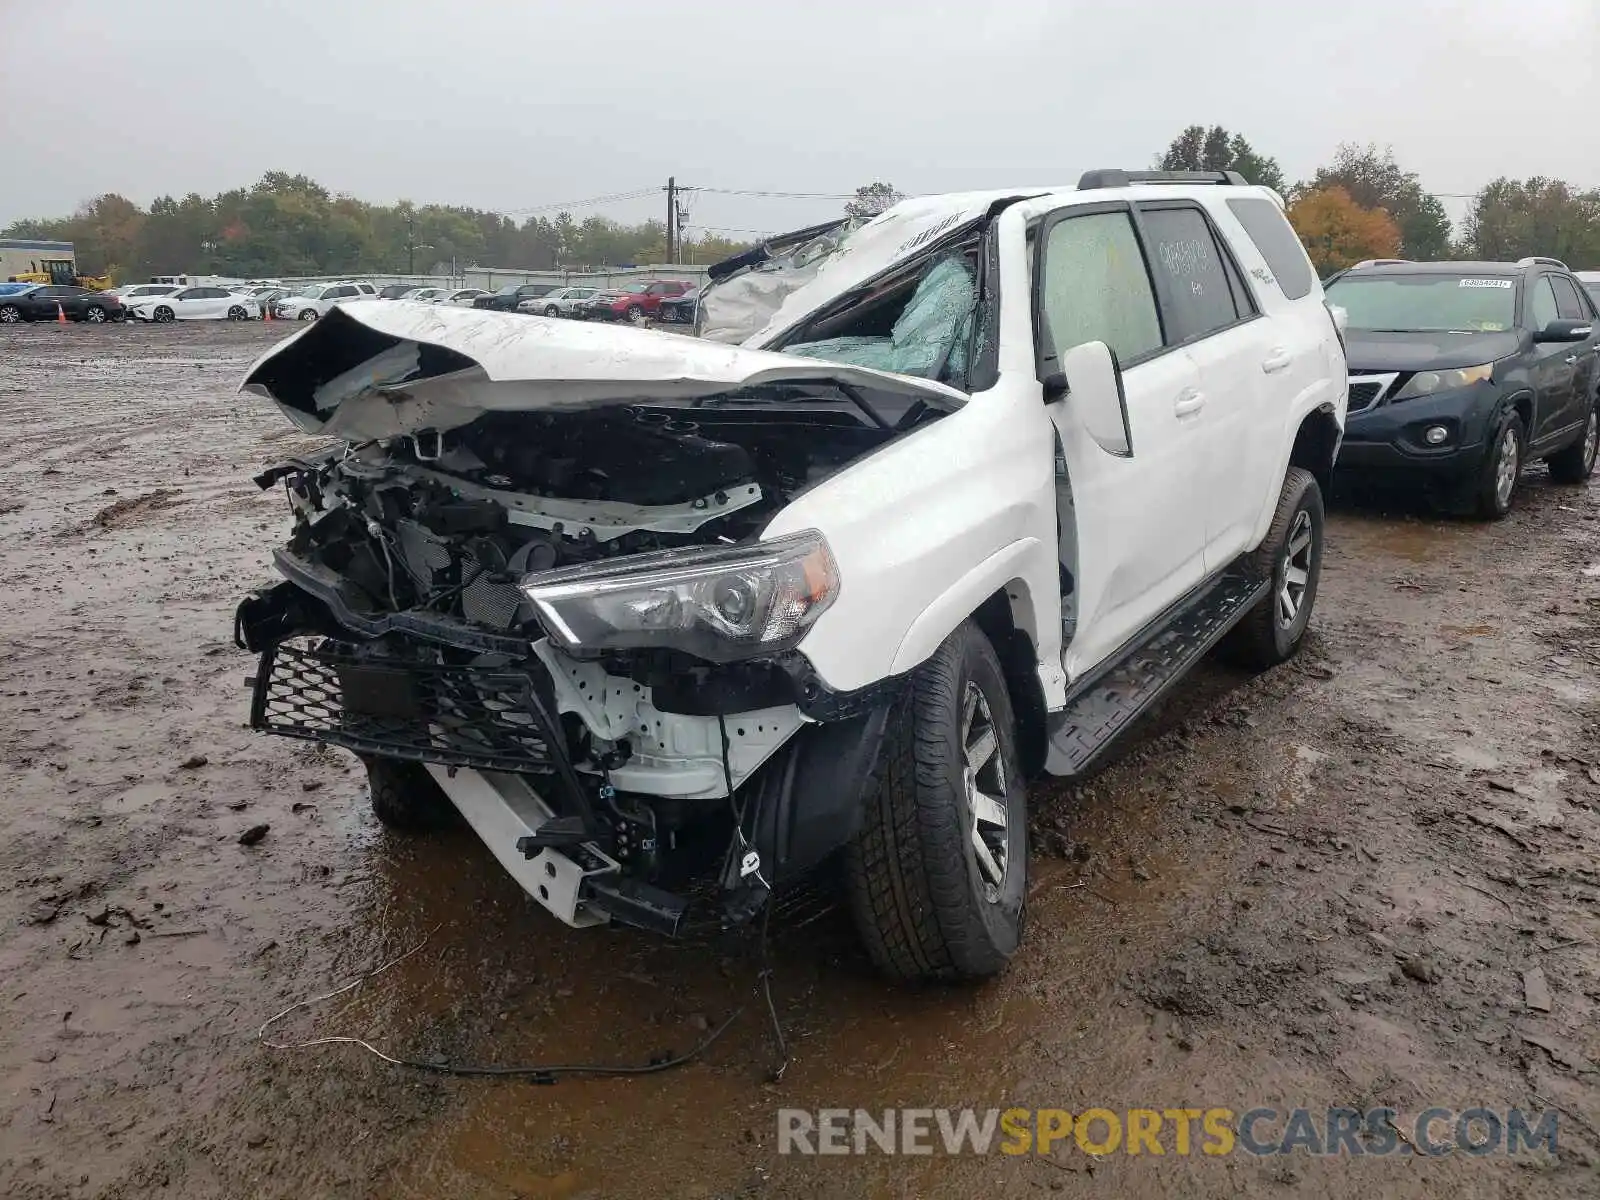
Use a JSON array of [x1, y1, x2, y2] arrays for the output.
[[1351, 259, 1412, 269], [1077, 169, 1248, 191], [1516, 256, 1569, 270]]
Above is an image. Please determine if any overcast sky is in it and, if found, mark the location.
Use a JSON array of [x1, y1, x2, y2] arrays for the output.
[[3, 0, 1596, 237]]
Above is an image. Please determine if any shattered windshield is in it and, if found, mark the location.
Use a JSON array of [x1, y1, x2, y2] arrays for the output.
[[783, 253, 979, 386]]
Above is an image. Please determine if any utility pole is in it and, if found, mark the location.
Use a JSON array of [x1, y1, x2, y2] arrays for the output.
[[665, 176, 677, 265], [406, 213, 415, 276]]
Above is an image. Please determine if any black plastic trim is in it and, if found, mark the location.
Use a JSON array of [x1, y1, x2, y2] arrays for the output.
[[774, 652, 909, 721], [272, 549, 531, 655]]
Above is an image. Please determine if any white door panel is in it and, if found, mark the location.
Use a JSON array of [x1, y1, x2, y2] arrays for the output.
[[1052, 347, 1208, 676], [1184, 320, 1279, 567]]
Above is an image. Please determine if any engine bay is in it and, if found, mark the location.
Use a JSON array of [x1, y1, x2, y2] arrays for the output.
[[260, 393, 924, 635]]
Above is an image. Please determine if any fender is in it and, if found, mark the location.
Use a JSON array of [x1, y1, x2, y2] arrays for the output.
[[1248, 384, 1343, 552], [1495, 385, 1537, 439], [889, 537, 1043, 675]]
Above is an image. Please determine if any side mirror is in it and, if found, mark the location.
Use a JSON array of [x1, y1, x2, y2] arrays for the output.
[[1053, 341, 1133, 457], [1535, 318, 1593, 344]]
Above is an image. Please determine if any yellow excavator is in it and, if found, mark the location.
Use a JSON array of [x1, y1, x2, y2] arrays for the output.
[[7, 259, 114, 290]]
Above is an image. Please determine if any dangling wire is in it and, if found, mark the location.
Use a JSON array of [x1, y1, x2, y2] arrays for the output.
[[716, 715, 787, 1082], [258, 925, 741, 1081]]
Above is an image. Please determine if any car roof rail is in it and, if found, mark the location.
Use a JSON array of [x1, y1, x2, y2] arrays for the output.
[[1077, 169, 1248, 190], [1351, 258, 1412, 269], [1516, 256, 1569, 270]]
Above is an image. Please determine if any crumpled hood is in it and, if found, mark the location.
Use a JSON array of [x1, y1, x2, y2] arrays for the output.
[[239, 299, 966, 440]]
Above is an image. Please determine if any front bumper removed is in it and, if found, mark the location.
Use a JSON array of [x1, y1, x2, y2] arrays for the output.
[[424, 766, 690, 934], [237, 582, 893, 937]]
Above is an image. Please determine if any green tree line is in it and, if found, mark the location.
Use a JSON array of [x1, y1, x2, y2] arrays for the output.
[[1158, 126, 1600, 274], [1, 172, 754, 282], [7, 155, 1597, 284]]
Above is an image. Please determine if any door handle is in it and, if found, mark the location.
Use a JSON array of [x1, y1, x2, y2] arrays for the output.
[[1261, 348, 1292, 374], [1174, 388, 1206, 417]]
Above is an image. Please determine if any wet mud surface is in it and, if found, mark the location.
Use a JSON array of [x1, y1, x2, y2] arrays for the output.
[[1, 322, 1597, 1198]]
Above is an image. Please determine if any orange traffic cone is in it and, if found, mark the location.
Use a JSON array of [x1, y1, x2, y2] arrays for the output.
[[263, 302, 272, 322], [56, 302, 67, 324]]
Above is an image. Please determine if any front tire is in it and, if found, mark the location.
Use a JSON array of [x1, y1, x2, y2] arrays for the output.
[[1546, 402, 1598, 485], [84, 306, 108, 323], [625, 304, 645, 325], [363, 757, 456, 832], [846, 621, 1026, 982], [1225, 466, 1324, 670], [153, 305, 174, 323], [1474, 410, 1525, 519], [544, 304, 560, 317], [298, 308, 318, 321]]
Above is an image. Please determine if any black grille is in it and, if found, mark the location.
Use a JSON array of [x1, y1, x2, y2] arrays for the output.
[[1348, 380, 1384, 412], [252, 639, 560, 774]]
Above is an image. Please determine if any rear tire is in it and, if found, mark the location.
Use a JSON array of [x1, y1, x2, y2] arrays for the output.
[[1474, 410, 1525, 519], [0, 305, 21, 323], [363, 757, 457, 832], [1546, 402, 1598, 485], [227, 305, 247, 321], [1224, 466, 1324, 670], [845, 620, 1026, 982]]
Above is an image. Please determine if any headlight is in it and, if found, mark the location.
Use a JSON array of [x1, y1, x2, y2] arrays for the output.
[[520, 531, 839, 662], [1393, 363, 1494, 400]]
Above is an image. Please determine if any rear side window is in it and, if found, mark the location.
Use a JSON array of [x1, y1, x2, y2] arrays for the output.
[[1550, 275, 1586, 321], [1226, 196, 1315, 301], [1138, 206, 1245, 342], [1039, 210, 1163, 366], [1529, 277, 1561, 329]]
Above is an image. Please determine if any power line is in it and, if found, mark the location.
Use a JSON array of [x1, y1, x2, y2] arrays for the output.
[[482, 183, 853, 222], [687, 224, 780, 235], [686, 187, 855, 200], [489, 187, 661, 217]]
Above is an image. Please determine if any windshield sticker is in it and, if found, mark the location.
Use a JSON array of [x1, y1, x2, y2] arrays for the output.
[[1459, 278, 1513, 289]]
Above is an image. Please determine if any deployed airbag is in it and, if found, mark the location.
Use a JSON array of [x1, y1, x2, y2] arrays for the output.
[[784, 255, 976, 382]]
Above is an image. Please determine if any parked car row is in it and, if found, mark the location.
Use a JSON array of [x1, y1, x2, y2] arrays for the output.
[[494, 279, 701, 323], [0, 275, 700, 328], [267, 282, 500, 321]]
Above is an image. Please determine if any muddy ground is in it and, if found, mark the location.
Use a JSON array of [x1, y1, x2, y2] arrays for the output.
[[0, 320, 1597, 1199]]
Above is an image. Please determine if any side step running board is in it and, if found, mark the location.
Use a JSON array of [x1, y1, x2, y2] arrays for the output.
[[1044, 570, 1268, 778]]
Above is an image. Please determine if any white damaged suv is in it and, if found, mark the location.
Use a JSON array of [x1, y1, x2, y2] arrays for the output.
[[236, 170, 1346, 981]]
